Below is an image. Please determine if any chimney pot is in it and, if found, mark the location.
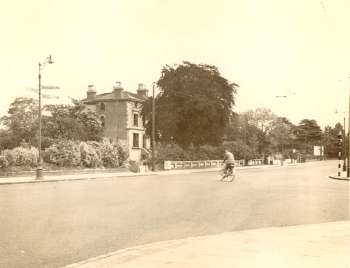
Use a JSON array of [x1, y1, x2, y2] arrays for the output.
[[87, 84, 96, 100], [137, 83, 148, 98], [113, 81, 124, 98]]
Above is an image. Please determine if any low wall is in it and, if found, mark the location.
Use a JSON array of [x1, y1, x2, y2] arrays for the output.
[[164, 159, 246, 170]]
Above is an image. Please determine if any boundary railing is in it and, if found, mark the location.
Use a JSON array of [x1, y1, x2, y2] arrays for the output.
[[164, 159, 246, 170], [247, 159, 264, 166]]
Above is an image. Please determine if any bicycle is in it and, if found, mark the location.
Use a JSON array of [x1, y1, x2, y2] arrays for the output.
[[220, 165, 235, 182]]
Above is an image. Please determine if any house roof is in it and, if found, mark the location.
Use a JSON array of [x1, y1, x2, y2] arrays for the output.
[[83, 90, 148, 104]]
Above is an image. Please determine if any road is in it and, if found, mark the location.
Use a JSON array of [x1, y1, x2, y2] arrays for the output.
[[0, 160, 348, 268]]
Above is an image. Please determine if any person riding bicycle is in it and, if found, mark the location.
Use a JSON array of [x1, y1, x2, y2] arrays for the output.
[[223, 149, 235, 177]]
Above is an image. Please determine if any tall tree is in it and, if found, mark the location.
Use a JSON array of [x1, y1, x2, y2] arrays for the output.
[[0, 97, 38, 147], [295, 119, 323, 154], [241, 108, 276, 157], [323, 123, 344, 158], [245, 107, 276, 132], [142, 62, 238, 147], [224, 113, 261, 159], [268, 117, 296, 154], [43, 101, 103, 142]]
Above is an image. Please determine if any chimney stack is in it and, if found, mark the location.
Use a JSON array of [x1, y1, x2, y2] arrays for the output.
[[137, 83, 148, 98], [87, 85, 96, 100], [113, 81, 123, 99]]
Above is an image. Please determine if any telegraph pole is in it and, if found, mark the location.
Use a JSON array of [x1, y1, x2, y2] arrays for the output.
[[343, 116, 346, 171], [151, 83, 156, 171], [348, 75, 350, 177], [36, 62, 43, 179]]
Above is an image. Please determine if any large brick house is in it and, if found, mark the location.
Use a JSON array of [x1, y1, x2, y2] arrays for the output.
[[83, 81, 150, 161]]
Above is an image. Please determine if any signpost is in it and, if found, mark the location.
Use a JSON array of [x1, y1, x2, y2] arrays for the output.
[[42, 85, 60, 90], [27, 86, 60, 99]]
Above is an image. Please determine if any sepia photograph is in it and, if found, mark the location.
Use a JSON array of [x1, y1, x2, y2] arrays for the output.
[[0, 0, 349, 267]]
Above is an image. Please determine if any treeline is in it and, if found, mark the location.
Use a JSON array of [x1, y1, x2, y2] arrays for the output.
[[149, 107, 343, 164], [0, 98, 128, 170], [0, 62, 344, 171], [141, 62, 343, 162]]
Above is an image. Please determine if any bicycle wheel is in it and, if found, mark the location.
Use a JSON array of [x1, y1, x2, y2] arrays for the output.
[[226, 168, 235, 182], [227, 173, 235, 182]]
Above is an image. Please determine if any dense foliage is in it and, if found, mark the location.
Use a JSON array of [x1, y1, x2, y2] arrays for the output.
[[43, 139, 127, 168], [0, 98, 103, 150], [152, 108, 334, 164], [142, 62, 238, 147], [0, 146, 38, 169]]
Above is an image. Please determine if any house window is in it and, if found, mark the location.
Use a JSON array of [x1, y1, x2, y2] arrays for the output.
[[100, 115, 105, 128], [100, 103, 105, 111], [143, 135, 147, 148], [133, 133, 139, 148], [133, 113, 139, 127]]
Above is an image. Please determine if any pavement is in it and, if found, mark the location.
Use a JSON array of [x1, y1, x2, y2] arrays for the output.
[[2, 161, 348, 268], [63, 220, 350, 268], [329, 171, 350, 181], [0, 163, 299, 185]]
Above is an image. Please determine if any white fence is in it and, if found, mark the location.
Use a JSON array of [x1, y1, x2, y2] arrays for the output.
[[247, 159, 264, 166], [164, 159, 246, 170]]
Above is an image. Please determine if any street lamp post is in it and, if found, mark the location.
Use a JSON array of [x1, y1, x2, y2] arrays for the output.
[[151, 82, 156, 172], [36, 55, 53, 179], [348, 75, 350, 177], [343, 116, 346, 172]]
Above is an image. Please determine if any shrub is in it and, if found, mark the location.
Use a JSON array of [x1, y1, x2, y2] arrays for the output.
[[197, 144, 223, 160], [44, 140, 81, 167], [128, 160, 140, 172], [1, 150, 13, 166], [41, 137, 56, 150], [0, 154, 9, 168], [155, 143, 225, 163], [116, 143, 128, 165], [141, 148, 151, 165], [223, 141, 258, 161], [99, 141, 120, 168], [85, 139, 128, 168], [43, 139, 128, 168], [5, 146, 39, 167], [155, 143, 190, 163], [155, 142, 259, 164], [79, 142, 102, 168]]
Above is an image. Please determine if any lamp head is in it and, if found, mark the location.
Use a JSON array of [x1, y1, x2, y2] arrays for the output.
[[47, 55, 54, 64]]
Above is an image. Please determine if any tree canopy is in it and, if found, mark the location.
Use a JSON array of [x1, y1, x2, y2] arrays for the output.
[[268, 117, 296, 153], [0, 97, 39, 147], [323, 123, 345, 158], [244, 107, 276, 132], [0, 97, 103, 150], [295, 119, 323, 154], [142, 62, 238, 147]]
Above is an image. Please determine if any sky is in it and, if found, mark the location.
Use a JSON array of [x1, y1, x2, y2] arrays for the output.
[[1, 0, 350, 128]]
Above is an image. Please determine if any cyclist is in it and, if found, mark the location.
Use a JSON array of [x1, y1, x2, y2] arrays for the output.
[[222, 149, 235, 179]]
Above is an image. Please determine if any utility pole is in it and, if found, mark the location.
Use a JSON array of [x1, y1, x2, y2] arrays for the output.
[[348, 75, 350, 177], [36, 55, 53, 180], [343, 116, 346, 172], [346, 76, 350, 178], [152, 83, 156, 171], [37, 62, 43, 179]]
